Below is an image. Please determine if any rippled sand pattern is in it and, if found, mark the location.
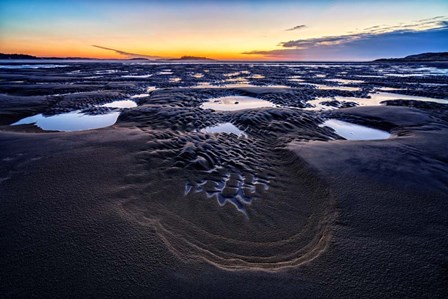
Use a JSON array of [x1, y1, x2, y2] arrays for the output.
[[119, 96, 337, 270], [3, 61, 447, 274]]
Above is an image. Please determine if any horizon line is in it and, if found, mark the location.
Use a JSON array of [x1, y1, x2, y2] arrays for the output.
[[3, 52, 443, 63]]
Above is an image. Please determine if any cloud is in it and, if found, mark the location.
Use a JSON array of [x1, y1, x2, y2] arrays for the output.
[[92, 45, 162, 59], [279, 16, 447, 49], [243, 16, 448, 60], [285, 25, 306, 31]]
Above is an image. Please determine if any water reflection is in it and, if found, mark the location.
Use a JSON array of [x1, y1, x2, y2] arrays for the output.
[[321, 119, 391, 140], [201, 96, 276, 111]]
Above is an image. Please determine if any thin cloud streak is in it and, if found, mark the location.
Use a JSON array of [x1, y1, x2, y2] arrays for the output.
[[285, 25, 306, 31], [92, 45, 162, 59]]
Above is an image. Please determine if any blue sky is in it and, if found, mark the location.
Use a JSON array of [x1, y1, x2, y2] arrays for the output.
[[0, 0, 447, 60]]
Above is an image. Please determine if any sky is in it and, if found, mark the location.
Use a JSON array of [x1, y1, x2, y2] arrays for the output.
[[0, 0, 447, 61]]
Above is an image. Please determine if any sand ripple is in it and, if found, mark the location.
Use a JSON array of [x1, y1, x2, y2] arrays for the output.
[[119, 101, 336, 271]]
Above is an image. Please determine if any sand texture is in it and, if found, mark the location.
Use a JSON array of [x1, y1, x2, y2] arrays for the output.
[[1, 61, 448, 298]]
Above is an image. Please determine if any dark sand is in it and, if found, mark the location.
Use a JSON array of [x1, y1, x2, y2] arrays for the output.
[[1, 62, 448, 298]]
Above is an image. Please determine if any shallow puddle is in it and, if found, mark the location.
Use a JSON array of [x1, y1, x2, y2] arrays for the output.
[[367, 92, 448, 105], [193, 82, 290, 89], [95, 70, 119, 74], [313, 84, 361, 91], [308, 91, 448, 111], [0, 64, 68, 69], [289, 77, 305, 82], [11, 111, 121, 132], [100, 100, 137, 108], [200, 122, 247, 137], [321, 119, 391, 140], [11, 99, 136, 131], [201, 96, 276, 111], [122, 74, 152, 78], [325, 78, 364, 84], [131, 93, 150, 98]]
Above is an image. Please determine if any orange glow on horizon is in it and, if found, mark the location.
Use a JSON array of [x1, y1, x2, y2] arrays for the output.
[[1, 1, 445, 61], [0, 44, 269, 60]]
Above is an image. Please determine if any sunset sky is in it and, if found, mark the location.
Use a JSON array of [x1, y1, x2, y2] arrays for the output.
[[0, 0, 447, 60]]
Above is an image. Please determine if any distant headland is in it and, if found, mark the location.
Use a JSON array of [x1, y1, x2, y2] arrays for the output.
[[0, 53, 214, 61], [374, 52, 448, 62]]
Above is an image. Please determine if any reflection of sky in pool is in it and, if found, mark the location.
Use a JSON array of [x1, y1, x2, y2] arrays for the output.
[[131, 93, 150, 98], [121, 74, 152, 78], [325, 78, 364, 84], [0, 64, 68, 69], [100, 100, 137, 108], [200, 122, 247, 137], [194, 82, 290, 89], [321, 119, 391, 140], [307, 92, 448, 111], [12, 111, 121, 132], [12, 99, 137, 132], [201, 96, 276, 111], [313, 84, 360, 91]]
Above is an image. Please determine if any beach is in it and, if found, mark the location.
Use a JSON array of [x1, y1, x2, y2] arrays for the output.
[[1, 61, 447, 298]]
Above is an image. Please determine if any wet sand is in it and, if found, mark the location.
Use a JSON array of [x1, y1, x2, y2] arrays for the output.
[[1, 61, 448, 298]]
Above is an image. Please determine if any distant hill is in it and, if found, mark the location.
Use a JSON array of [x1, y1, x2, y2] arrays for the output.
[[178, 56, 213, 60], [160, 56, 214, 61], [1, 53, 213, 61], [44, 57, 94, 60], [374, 52, 448, 62], [128, 57, 149, 60], [0, 53, 39, 59], [0, 53, 96, 60]]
